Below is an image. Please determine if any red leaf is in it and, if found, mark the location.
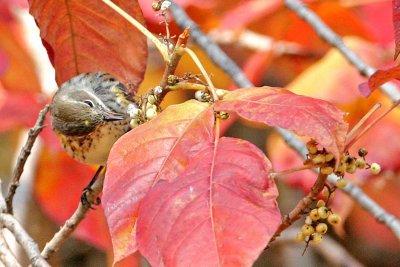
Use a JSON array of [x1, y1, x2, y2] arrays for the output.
[[103, 100, 215, 263], [362, 66, 400, 97], [0, 91, 43, 132], [29, 0, 147, 89], [393, 0, 400, 59], [220, 0, 282, 30], [215, 87, 348, 162], [136, 137, 281, 267]]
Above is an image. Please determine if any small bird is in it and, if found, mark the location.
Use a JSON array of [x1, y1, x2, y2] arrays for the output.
[[50, 72, 133, 165]]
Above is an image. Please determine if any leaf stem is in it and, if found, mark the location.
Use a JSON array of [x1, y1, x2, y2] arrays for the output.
[[183, 47, 218, 101], [345, 100, 400, 150], [101, 0, 170, 63], [269, 165, 314, 179], [345, 103, 381, 145]]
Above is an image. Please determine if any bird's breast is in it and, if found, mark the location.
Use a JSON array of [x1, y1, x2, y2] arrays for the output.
[[56, 119, 130, 165]]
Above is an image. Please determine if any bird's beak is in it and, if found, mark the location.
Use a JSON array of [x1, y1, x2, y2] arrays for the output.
[[102, 111, 127, 121]]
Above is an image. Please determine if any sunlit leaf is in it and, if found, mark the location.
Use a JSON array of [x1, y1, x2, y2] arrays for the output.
[[137, 137, 281, 267], [104, 100, 215, 263], [29, 0, 147, 90], [215, 87, 348, 161]]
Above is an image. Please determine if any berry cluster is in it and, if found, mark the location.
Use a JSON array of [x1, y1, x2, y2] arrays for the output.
[[305, 140, 381, 178], [128, 88, 163, 128], [296, 199, 341, 248]]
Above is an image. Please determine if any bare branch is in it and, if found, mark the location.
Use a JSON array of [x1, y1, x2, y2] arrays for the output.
[[168, 0, 400, 240], [0, 231, 21, 267], [40, 172, 105, 260], [6, 105, 50, 214], [0, 214, 49, 267], [169, 1, 253, 88], [284, 0, 400, 102]]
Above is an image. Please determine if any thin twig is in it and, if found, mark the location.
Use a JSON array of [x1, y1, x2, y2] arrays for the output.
[[159, 27, 190, 90], [270, 173, 328, 243], [346, 103, 381, 143], [345, 100, 400, 150], [40, 172, 105, 260], [6, 105, 50, 214], [284, 0, 400, 102], [169, 0, 400, 240], [184, 47, 218, 100]]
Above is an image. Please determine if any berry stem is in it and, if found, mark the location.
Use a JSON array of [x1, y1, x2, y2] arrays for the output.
[[184, 47, 219, 101], [269, 165, 315, 179], [346, 103, 381, 143], [345, 100, 400, 150]]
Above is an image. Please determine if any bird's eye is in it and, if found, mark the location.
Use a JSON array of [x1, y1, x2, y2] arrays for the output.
[[83, 100, 94, 107]]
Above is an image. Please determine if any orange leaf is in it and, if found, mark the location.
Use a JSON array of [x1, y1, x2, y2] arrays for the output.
[[29, 0, 148, 90], [104, 100, 215, 263], [136, 137, 280, 266], [215, 87, 348, 162], [0, 20, 41, 93], [35, 146, 112, 250]]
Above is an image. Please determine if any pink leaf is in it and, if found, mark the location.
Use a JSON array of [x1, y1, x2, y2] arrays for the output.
[[215, 87, 348, 162], [103, 100, 215, 263], [137, 137, 281, 267]]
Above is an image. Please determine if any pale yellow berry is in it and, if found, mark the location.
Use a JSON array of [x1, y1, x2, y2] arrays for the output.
[[316, 200, 326, 208], [318, 207, 329, 219], [306, 141, 318, 154], [305, 216, 312, 225], [370, 163, 381, 175], [316, 223, 328, 234], [346, 164, 357, 174], [335, 178, 348, 188], [146, 108, 157, 120], [322, 188, 330, 198], [309, 209, 320, 221], [301, 225, 315, 236], [216, 89, 226, 98], [327, 213, 341, 225], [147, 94, 156, 104], [321, 166, 333, 175], [355, 158, 366, 169], [130, 119, 139, 129], [325, 153, 334, 162], [312, 154, 326, 165], [311, 233, 323, 244]]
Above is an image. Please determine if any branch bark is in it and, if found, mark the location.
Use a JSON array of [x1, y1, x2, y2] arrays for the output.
[[6, 105, 50, 214]]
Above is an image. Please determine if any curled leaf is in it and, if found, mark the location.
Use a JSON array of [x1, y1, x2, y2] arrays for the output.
[[360, 66, 400, 97]]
